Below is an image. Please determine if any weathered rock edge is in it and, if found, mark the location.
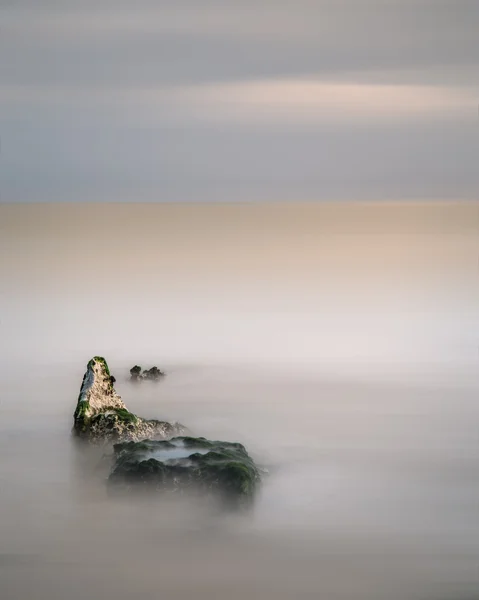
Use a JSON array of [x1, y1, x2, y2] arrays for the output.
[[73, 356, 185, 443]]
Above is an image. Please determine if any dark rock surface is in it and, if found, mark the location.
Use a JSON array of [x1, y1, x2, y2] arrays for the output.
[[129, 365, 142, 381], [108, 436, 261, 508], [130, 365, 165, 381], [142, 366, 165, 380]]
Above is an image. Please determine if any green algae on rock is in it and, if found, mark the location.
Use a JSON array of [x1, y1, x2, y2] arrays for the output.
[[73, 356, 185, 443], [108, 436, 261, 507]]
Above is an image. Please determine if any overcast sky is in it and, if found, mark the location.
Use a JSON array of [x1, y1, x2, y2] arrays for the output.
[[1, 1, 478, 202]]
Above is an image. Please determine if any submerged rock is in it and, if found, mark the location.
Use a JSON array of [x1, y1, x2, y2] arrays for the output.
[[73, 356, 184, 443], [142, 366, 165, 380], [129, 365, 142, 381], [108, 436, 261, 508], [130, 365, 165, 381]]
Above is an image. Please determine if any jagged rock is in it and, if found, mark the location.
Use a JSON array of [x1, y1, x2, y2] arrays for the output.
[[73, 356, 185, 443], [108, 436, 261, 508], [130, 365, 165, 381], [142, 366, 164, 380]]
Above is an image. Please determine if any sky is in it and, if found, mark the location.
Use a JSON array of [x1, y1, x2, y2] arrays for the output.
[[0, 0, 478, 203]]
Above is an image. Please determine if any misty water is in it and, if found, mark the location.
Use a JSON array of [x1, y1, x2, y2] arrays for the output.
[[1, 360, 478, 600], [1, 202, 478, 599]]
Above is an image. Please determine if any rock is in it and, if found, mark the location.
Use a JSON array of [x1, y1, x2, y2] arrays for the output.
[[130, 365, 165, 381], [142, 366, 164, 380], [129, 365, 142, 381], [73, 356, 185, 443], [108, 436, 261, 508]]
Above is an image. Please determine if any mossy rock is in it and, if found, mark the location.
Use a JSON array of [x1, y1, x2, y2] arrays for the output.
[[108, 437, 261, 508], [90, 356, 110, 376], [73, 356, 185, 444]]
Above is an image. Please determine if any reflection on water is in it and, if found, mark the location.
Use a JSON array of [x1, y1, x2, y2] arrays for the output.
[[1, 362, 478, 600]]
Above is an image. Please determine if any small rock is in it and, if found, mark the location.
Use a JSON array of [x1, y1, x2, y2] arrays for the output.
[[129, 365, 142, 381], [130, 365, 165, 381], [142, 366, 165, 380]]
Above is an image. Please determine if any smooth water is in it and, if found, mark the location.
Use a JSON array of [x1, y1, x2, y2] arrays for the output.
[[1, 201, 477, 598], [1, 361, 478, 600]]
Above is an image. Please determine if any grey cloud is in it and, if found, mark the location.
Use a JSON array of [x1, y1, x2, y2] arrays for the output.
[[2, 1, 478, 87], [1, 115, 476, 202], [0, 0, 477, 202]]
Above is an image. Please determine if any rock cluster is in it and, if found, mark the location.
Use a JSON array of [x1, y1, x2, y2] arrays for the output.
[[73, 356, 260, 507], [130, 365, 165, 381]]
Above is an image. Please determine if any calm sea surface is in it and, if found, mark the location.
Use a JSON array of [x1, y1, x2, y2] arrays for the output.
[[1, 202, 478, 599]]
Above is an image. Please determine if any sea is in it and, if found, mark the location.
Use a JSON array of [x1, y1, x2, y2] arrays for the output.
[[0, 201, 478, 599]]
